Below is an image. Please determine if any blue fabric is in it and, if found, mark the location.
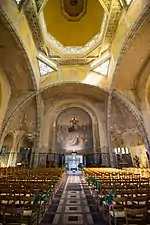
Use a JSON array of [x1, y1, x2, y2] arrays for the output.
[[105, 188, 117, 205], [33, 191, 39, 209]]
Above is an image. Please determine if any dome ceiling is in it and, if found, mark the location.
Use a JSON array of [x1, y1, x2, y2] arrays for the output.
[[61, 0, 87, 21], [24, 0, 122, 64], [43, 0, 104, 46]]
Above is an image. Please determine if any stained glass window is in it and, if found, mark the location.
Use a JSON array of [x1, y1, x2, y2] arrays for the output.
[[38, 60, 54, 76], [93, 59, 110, 76]]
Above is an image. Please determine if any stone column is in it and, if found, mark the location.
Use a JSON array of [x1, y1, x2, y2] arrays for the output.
[[33, 95, 44, 168], [106, 94, 115, 167]]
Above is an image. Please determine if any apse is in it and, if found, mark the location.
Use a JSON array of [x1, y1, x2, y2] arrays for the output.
[[55, 107, 93, 151]]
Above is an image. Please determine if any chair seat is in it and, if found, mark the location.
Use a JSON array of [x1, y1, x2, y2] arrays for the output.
[[133, 201, 146, 205], [1, 200, 14, 204], [109, 210, 125, 218], [23, 210, 32, 217]]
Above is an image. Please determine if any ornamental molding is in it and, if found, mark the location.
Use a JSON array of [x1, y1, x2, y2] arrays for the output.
[[104, 0, 122, 44], [35, 0, 45, 12], [25, 0, 123, 58], [24, 0, 46, 52], [58, 58, 89, 65]]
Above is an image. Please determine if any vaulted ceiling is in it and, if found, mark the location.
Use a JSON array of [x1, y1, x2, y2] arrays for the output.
[[25, 0, 122, 64]]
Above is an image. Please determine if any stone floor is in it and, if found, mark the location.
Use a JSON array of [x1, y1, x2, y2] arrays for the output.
[[40, 175, 106, 225]]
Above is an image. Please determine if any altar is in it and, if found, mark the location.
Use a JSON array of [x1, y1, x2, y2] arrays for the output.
[[65, 154, 83, 175]]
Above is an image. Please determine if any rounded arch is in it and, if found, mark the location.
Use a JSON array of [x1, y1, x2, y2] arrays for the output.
[[2, 132, 14, 152], [18, 136, 34, 150], [145, 68, 150, 114], [111, 5, 150, 89], [55, 107, 93, 153], [0, 82, 107, 142], [0, 82, 148, 155], [40, 97, 107, 154], [0, 6, 38, 90]]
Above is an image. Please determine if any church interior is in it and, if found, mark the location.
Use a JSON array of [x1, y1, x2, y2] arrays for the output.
[[0, 0, 150, 224]]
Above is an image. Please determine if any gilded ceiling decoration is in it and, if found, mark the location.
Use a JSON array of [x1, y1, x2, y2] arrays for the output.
[[61, 0, 87, 21], [24, 0, 46, 52], [23, 0, 123, 64]]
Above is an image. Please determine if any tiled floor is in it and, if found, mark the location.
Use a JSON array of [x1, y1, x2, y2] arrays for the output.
[[40, 175, 105, 225]]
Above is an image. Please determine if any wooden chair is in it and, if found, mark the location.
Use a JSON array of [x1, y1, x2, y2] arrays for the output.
[[2, 206, 23, 225], [108, 197, 127, 225], [18, 196, 37, 225], [124, 207, 147, 225]]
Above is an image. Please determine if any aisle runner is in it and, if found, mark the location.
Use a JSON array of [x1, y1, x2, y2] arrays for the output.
[[40, 175, 105, 225]]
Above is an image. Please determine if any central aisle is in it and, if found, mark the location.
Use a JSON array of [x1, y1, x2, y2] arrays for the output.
[[41, 175, 105, 225]]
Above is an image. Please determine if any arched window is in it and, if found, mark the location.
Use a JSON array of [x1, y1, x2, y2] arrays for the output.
[[38, 59, 54, 76]]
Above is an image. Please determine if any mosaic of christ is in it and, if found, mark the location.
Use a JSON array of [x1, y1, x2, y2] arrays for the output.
[[55, 107, 93, 151]]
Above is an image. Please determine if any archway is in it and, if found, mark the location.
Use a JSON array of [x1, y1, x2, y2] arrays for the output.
[[2, 133, 14, 153], [55, 107, 93, 152], [16, 136, 33, 168], [0, 133, 14, 167], [55, 107, 94, 173]]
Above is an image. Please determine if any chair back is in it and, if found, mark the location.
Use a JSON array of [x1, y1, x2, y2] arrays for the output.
[[124, 207, 147, 225]]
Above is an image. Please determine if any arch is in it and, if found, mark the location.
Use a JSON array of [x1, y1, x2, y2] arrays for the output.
[[0, 82, 107, 141], [0, 6, 38, 90], [111, 4, 150, 89], [15, 135, 33, 167], [145, 80, 150, 113], [0, 82, 148, 156], [55, 107, 93, 153], [0, 132, 14, 167], [2, 133, 14, 152], [41, 97, 106, 155], [17, 136, 34, 151]]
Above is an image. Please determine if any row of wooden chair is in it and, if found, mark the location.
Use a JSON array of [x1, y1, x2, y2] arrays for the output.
[[84, 167, 150, 225], [0, 167, 66, 224]]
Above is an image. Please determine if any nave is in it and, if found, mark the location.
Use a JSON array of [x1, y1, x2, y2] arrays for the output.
[[41, 175, 105, 225]]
